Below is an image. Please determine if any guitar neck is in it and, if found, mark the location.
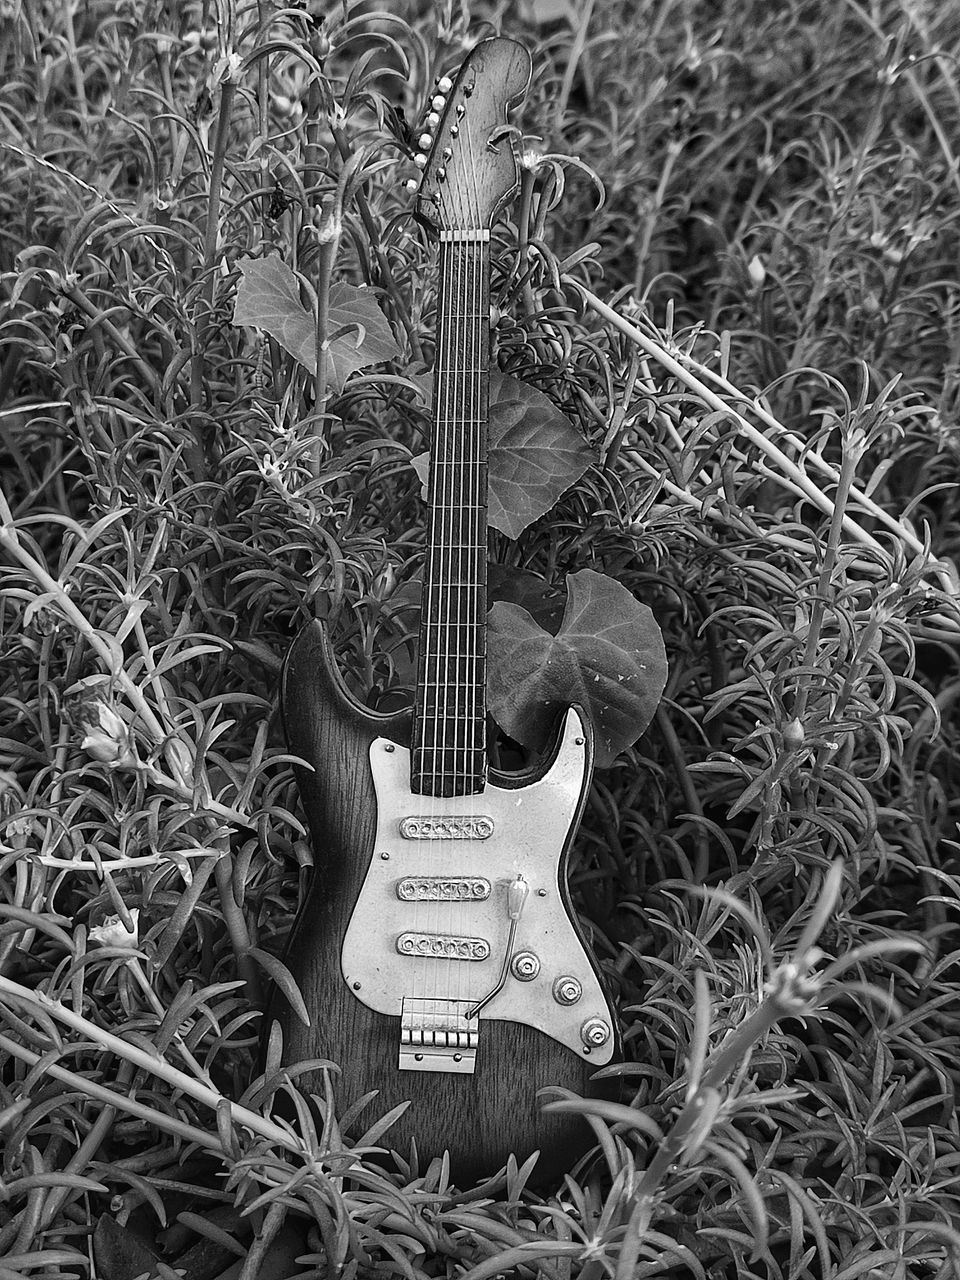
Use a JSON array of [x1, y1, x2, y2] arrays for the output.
[[411, 230, 491, 797]]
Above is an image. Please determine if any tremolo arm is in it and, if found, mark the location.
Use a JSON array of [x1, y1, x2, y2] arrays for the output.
[[465, 876, 528, 1019]]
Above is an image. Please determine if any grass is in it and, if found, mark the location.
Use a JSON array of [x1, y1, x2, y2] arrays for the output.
[[2, 0, 960, 1276]]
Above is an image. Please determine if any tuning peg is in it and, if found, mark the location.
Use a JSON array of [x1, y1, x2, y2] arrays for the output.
[[431, 94, 446, 111], [404, 178, 419, 193], [436, 74, 453, 93], [417, 131, 433, 150], [413, 153, 427, 168], [425, 111, 440, 128]]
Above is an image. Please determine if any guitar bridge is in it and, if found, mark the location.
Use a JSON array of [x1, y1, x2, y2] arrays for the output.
[[399, 998, 478, 1074]]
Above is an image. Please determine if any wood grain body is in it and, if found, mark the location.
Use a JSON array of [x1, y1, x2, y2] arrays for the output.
[[269, 620, 616, 1184]]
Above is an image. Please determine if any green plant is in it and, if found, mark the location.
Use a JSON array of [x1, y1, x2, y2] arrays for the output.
[[1, 0, 960, 1277]]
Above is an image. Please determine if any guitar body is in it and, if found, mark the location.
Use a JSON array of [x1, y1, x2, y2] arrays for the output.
[[264, 37, 620, 1185], [272, 620, 616, 1184]]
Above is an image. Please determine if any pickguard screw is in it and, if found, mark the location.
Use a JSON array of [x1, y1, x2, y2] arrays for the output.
[[353, 981, 361, 990], [553, 976, 582, 1005], [537, 888, 547, 897], [580, 1016, 611, 1047], [511, 951, 540, 981], [575, 737, 585, 745], [380, 851, 390, 860], [385, 744, 395, 753]]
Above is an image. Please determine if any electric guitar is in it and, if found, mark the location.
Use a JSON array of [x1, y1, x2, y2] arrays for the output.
[[270, 36, 619, 1184]]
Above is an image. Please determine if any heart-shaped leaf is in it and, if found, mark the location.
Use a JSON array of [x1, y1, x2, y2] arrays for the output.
[[486, 568, 667, 767], [487, 564, 566, 633], [486, 372, 594, 537], [324, 281, 403, 391], [411, 372, 593, 537], [232, 255, 401, 393]]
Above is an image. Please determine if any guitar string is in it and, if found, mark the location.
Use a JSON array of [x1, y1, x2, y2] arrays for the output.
[[438, 227, 456, 1017], [461, 116, 484, 1015], [424, 207, 451, 1017], [410, 118, 489, 1027]]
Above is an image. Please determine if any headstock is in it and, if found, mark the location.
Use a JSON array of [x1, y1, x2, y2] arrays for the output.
[[405, 38, 532, 233]]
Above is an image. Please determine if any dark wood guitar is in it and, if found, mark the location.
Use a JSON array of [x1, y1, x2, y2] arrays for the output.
[[269, 36, 619, 1184]]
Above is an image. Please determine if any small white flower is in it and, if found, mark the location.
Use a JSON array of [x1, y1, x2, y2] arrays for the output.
[[89, 909, 140, 948], [80, 702, 138, 768]]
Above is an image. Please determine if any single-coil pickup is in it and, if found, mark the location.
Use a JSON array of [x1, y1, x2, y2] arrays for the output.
[[396, 932, 490, 961], [397, 876, 491, 902], [399, 815, 494, 840]]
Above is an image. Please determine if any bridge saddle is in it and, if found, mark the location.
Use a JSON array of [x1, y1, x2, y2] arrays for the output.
[[398, 997, 478, 1074]]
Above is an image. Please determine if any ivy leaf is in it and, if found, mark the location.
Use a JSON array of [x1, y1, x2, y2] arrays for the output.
[[410, 372, 593, 537], [232, 255, 401, 393], [488, 372, 593, 537], [324, 281, 403, 392], [233, 255, 312, 368], [487, 564, 565, 633], [487, 568, 667, 767]]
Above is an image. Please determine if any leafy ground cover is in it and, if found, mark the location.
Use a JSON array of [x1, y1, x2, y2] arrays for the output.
[[2, 0, 960, 1276]]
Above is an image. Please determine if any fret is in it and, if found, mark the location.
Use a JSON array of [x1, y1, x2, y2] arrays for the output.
[[417, 675, 483, 686], [410, 767, 486, 780]]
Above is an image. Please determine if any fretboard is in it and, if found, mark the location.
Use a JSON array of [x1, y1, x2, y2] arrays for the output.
[[411, 231, 491, 797]]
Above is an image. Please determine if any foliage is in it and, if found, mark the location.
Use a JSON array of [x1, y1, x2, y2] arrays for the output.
[[1, 0, 960, 1278]]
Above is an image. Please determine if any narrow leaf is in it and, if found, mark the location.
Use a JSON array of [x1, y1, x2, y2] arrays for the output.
[[247, 946, 311, 1028]]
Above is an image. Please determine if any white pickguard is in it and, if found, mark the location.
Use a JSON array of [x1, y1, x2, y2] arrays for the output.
[[341, 708, 614, 1066]]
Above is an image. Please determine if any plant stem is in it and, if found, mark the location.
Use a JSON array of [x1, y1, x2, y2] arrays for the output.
[[308, 226, 340, 478], [572, 281, 959, 600], [0, 1031, 224, 1156], [0, 975, 300, 1154], [190, 75, 237, 476]]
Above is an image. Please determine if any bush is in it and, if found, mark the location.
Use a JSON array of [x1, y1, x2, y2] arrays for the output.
[[1, 1, 959, 1276]]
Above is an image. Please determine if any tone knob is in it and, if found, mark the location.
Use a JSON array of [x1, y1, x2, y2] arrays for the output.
[[580, 1016, 611, 1048], [431, 94, 446, 111], [437, 75, 453, 92], [553, 975, 582, 1005], [417, 132, 433, 149], [510, 951, 540, 981]]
